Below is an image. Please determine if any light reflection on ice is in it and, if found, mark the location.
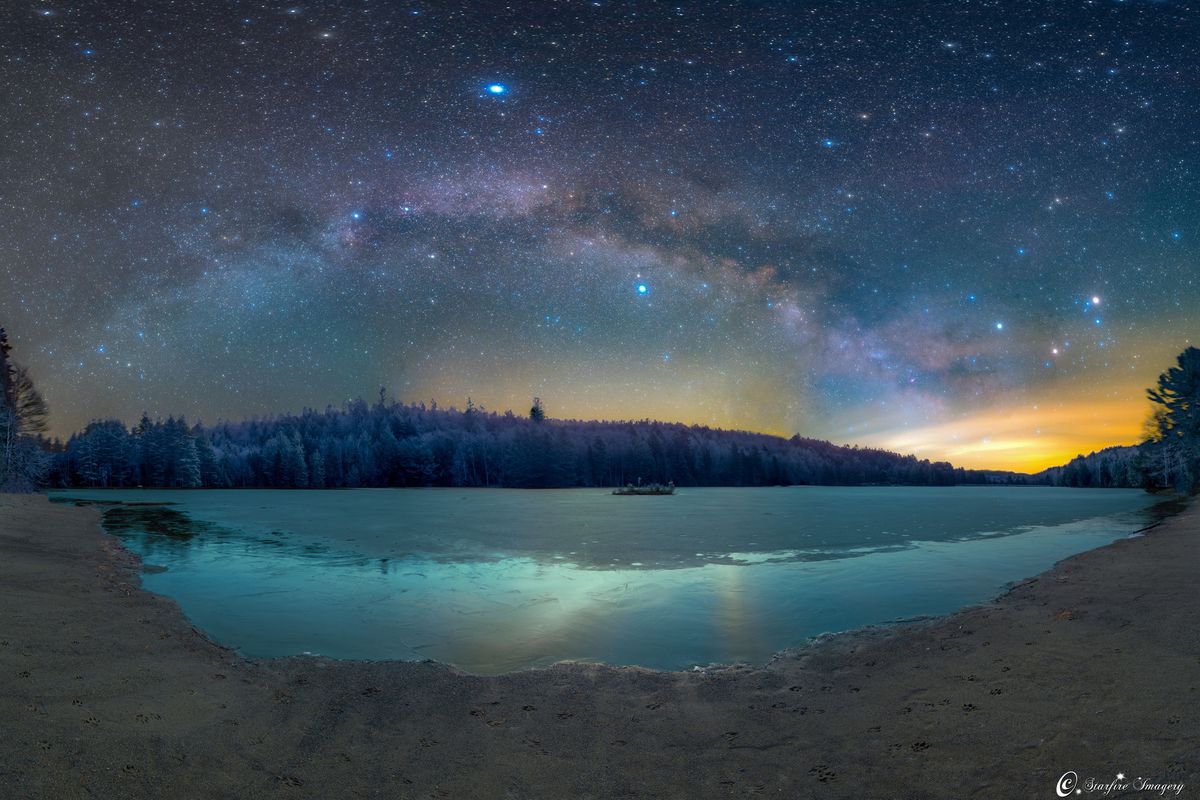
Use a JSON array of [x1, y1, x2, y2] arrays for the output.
[[53, 486, 1161, 674]]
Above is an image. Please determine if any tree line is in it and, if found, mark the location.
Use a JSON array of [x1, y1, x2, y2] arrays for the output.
[[5, 321, 1200, 493], [1039, 346, 1200, 492], [51, 394, 1007, 489]]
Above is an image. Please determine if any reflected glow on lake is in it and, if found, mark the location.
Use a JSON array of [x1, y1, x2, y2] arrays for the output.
[[53, 487, 1161, 674]]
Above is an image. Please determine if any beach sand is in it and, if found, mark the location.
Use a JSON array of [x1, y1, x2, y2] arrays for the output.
[[1, 492, 1196, 799]]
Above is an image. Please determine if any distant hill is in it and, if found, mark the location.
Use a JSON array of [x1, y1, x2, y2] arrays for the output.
[[54, 399, 1028, 489]]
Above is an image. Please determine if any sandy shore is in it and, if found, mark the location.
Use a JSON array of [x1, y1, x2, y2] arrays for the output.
[[1, 494, 1197, 799]]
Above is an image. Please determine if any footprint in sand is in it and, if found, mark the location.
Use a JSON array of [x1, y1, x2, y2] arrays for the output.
[[83, 715, 100, 726], [808, 764, 837, 783]]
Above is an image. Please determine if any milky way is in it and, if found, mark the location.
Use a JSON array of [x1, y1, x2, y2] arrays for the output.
[[1, 1, 1196, 469]]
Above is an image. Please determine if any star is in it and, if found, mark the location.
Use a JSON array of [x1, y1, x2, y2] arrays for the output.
[[486, 83, 507, 95]]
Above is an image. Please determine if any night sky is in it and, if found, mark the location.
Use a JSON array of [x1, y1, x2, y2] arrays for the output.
[[1, 1, 1196, 470]]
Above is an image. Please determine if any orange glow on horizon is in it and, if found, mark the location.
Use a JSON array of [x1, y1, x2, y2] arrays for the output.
[[855, 396, 1149, 473]]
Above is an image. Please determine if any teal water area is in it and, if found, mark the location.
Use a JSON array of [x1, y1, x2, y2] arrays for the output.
[[52, 487, 1162, 674]]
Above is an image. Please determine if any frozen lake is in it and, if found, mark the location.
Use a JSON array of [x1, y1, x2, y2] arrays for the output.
[[53, 486, 1161, 674]]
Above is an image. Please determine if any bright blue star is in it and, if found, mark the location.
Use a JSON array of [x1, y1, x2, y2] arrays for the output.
[[637, 284, 648, 295], [822, 138, 835, 148], [350, 211, 363, 220], [995, 322, 1004, 330], [487, 83, 507, 95], [1171, 230, 1182, 241]]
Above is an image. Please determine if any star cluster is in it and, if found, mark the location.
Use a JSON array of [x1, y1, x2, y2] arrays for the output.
[[1, 0, 1196, 470]]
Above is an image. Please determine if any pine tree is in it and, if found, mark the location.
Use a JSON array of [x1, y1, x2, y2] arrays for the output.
[[0, 327, 51, 490], [309, 448, 326, 488], [1144, 346, 1200, 491]]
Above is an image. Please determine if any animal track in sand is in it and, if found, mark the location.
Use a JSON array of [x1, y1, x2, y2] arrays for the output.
[[808, 764, 837, 782]]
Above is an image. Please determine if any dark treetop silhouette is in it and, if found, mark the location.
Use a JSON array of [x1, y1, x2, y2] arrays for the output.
[[5, 317, 1197, 493], [53, 397, 1006, 490]]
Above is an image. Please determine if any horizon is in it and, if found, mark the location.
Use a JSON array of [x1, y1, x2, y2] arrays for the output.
[[23, 382, 1155, 474], [3, 2, 1195, 474]]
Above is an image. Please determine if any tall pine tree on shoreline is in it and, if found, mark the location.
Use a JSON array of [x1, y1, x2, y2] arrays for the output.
[[0, 327, 51, 491]]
